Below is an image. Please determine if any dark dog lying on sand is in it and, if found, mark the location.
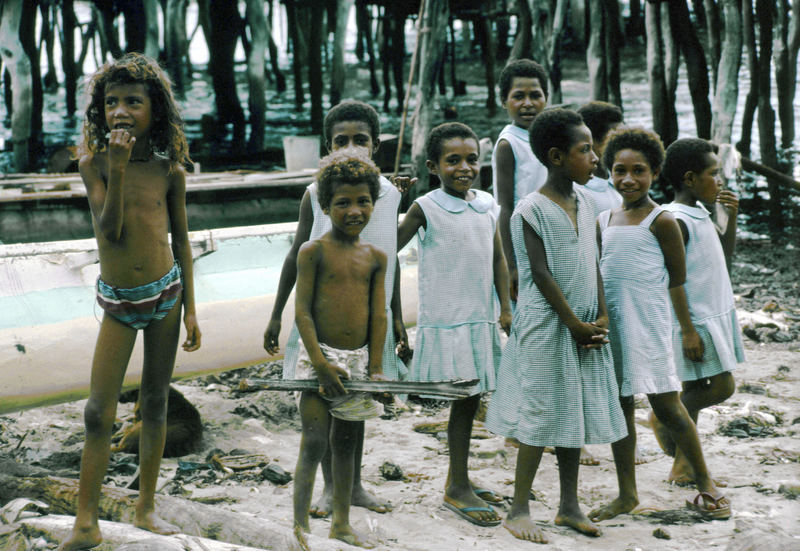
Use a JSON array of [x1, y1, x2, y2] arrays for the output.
[[111, 386, 203, 458]]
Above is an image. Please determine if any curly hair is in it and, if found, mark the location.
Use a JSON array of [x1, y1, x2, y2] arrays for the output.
[[528, 107, 585, 167], [425, 122, 479, 164], [603, 127, 665, 175], [77, 52, 190, 169], [577, 101, 623, 148], [316, 149, 381, 210], [660, 138, 715, 192], [498, 58, 549, 102], [323, 100, 381, 147]]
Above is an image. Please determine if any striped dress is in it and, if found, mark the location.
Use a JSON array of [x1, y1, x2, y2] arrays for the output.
[[282, 176, 407, 381], [486, 187, 627, 447], [662, 202, 745, 381], [491, 124, 548, 204], [598, 206, 682, 396], [411, 188, 503, 396]]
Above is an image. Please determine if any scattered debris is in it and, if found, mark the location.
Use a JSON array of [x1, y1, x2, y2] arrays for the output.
[[777, 484, 799, 500], [718, 417, 775, 438], [0, 498, 49, 523], [260, 463, 292, 485], [652, 527, 671, 540], [379, 461, 404, 481], [637, 508, 708, 525], [738, 383, 767, 395]]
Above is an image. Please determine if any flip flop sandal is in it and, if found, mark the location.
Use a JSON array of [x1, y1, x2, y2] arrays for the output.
[[473, 488, 504, 504], [685, 492, 731, 520], [443, 501, 501, 527]]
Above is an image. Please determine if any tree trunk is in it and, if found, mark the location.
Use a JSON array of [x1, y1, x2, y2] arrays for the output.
[[307, 2, 324, 134], [330, 0, 353, 107], [755, 0, 781, 236], [121, 0, 147, 53], [244, 0, 267, 151], [667, 0, 712, 139], [510, 0, 532, 60], [711, 0, 742, 144], [143, 0, 160, 59], [587, 0, 608, 101], [737, 0, 758, 157], [20, 0, 42, 155], [662, 1, 679, 142], [774, 0, 800, 148], [476, 4, 497, 113], [285, 0, 306, 110], [546, 0, 569, 104], [411, 0, 449, 197], [0, 474, 351, 551], [39, 2, 58, 92], [603, 0, 622, 107], [646, 0, 678, 145], [165, 0, 187, 96], [0, 0, 32, 171], [704, 0, 721, 88], [61, 0, 78, 116]]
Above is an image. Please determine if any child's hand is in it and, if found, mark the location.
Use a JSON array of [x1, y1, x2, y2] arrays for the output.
[[717, 189, 739, 214], [392, 176, 417, 194], [498, 310, 512, 335], [107, 129, 135, 170], [592, 315, 609, 330], [569, 321, 609, 349], [263, 319, 281, 355], [682, 329, 704, 362], [182, 313, 201, 351], [369, 372, 393, 405], [315, 361, 349, 397]]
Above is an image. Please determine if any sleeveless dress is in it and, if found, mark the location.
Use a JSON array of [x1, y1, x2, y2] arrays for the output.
[[486, 187, 626, 447], [584, 175, 622, 219], [662, 202, 745, 381], [598, 206, 682, 396], [491, 124, 548, 205], [282, 176, 408, 381], [411, 188, 502, 396]]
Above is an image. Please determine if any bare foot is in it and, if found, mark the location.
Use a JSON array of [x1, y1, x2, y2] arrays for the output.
[[309, 488, 332, 518], [588, 496, 639, 522], [352, 485, 392, 513], [503, 513, 548, 543], [634, 446, 648, 465], [555, 509, 602, 537], [293, 523, 311, 551], [329, 524, 376, 549], [134, 511, 179, 535], [58, 525, 102, 551], [471, 480, 505, 504], [580, 446, 600, 466], [649, 410, 675, 457]]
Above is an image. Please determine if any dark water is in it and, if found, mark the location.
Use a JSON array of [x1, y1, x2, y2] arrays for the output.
[[1, 12, 798, 237]]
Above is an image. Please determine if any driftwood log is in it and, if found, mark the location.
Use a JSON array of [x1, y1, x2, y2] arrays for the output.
[[236, 378, 480, 399], [0, 473, 357, 550], [0, 515, 276, 551]]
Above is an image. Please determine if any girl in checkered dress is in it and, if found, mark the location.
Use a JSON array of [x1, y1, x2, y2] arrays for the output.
[[657, 138, 745, 486], [398, 122, 512, 528], [486, 108, 626, 543], [589, 128, 731, 523]]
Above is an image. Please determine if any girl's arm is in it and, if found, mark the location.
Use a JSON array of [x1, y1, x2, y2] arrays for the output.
[[594, 264, 609, 330], [524, 220, 607, 346], [652, 212, 703, 361], [397, 202, 426, 250], [295, 242, 348, 396], [368, 249, 388, 377], [716, 189, 739, 269], [167, 166, 201, 351], [492, 225, 512, 334], [264, 190, 314, 354], [494, 140, 518, 300], [391, 258, 409, 358], [81, 153, 125, 243]]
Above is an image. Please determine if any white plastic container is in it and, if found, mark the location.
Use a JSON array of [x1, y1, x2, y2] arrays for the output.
[[282, 135, 320, 172]]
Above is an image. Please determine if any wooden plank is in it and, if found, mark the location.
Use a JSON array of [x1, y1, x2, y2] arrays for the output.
[[237, 378, 479, 398]]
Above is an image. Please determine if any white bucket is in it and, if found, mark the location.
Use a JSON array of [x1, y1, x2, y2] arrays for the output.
[[282, 136, 321, 172]]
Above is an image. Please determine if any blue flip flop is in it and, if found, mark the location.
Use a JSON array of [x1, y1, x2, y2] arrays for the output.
[[443, 500, 501, 527], [473, 487, 504, 504]]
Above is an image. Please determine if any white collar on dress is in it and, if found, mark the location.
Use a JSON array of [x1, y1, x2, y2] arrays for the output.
[[666, 201, 710, 219], [429, 188, 494, 213]]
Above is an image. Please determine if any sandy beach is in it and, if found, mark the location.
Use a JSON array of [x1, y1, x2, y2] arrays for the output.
[[1, 238, 799, 550]]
